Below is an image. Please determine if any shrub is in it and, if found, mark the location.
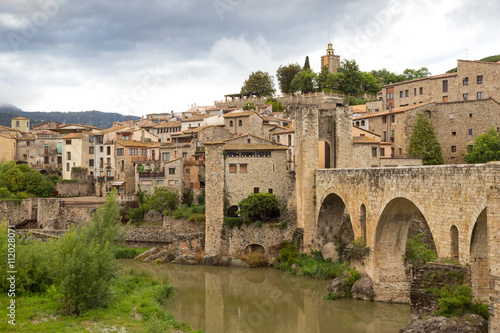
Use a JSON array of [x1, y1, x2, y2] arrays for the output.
[[404, 233, 438, 270], [115, 247, 150, 259], [224, 217, 245, 229], [433, 285, 489, 319], [323, 292, 340, 300], [238, 193, 280, 222], [275, 241, 300, 270], [345, 237, 370, 260], [242, 252, 267, 267], [197, 191, 205, 205], [187, 213, 205, 223], [181, 189, 194, 207], [344, 267, 361, 297]]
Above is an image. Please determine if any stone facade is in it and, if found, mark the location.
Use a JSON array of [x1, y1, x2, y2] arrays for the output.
[[125, 226, 204, 250], [0, 198, 36, 226], [56, 180, 95, 197], [321, 43, 341, 74]]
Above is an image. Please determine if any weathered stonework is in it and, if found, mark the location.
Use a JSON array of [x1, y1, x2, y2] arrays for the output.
[[56, 179, 95, 197]]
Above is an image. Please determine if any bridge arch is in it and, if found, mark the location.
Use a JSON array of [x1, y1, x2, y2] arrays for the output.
[[469, 208, 489, 301], [244, 243, 265, 255], [374, 197, 436, 286], [317, 193, 354, 247]]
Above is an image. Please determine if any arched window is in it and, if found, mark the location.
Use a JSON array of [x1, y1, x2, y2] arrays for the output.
[[229, 120, 233, 127], [239, 120, 243, 126], [361, 120, 365, 126]]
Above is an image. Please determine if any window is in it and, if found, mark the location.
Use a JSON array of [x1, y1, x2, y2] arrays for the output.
[[383, 131, 387, 142], [469, 113, 473, 118], [67, 152, 71, 160], [399, 148, 402, 155], [163, 152, 170, 161], [157, 180, 164, 185], [254, 187, 259, 193], [100, 158, 104, 167], [247, 138, 251, 144], [44, 144, 49, 154], [405, 90, 409, 97], [380, 148, 385, 156], [122, 135, 130, 141], [26, 141, 30, 146], [414, 88, 417, 96], [240, 164, 247, 173], [100, 146, 104, 153], [419, 87, 423, 95], [107, 146, 111, 155], [117, 148, 124, 156], [390, 130, 395, 142], [386, 93, 394, 100], [399, 91, 403, 98], [451, 146, 457, 152], [107, 158, 111, 165], [141, 148, 148, 156], [16, 121, 19, 127], [268, 189, 273, 194], [463, 93, 469, 101], [57, 156, 62, 164], [391, 115, 395, 123], [44, 156, 49, 164], [238, 120, 243, 126], [168, 180, 175, 186], [463, 77, 469, 85], [451, 131, 456, 136], [66, 140, 71, 145], [371, 147, 377, 157], [185, 168, 190, 173], [391, 147, 395, 157], [89, 146, 94, 154], [121, 160, 124, 170], [477, 92, 483, 100], [361, 120, 365, 127], [169, 167, 175, 175], [442, 80, 448, 93], [443, 96, 448, 103], [89, 136, 94, 143], [468, 128, 473, 136], [129, 148, 138, 155], [382, 116, 387, 124], [229, 164, 237, 173], [182, 152, 187, 159], [66, 163, 70, 172], [89, 159, 94, 167], [229, 120, 234, 127], [477, 75, 483, 84]]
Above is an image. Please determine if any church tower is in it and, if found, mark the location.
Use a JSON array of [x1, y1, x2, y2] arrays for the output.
[[320, 43, 341, 74]]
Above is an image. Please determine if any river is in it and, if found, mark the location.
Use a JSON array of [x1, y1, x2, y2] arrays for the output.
[[122, 260, 410, 333]]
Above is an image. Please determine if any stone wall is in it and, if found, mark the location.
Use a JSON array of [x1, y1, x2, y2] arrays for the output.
[[36, 198, 94, 230], [56, 179, 95, 197], [0, 198, 35, 225], [163, 216, 205, 234], [125, 226, 204, 250]]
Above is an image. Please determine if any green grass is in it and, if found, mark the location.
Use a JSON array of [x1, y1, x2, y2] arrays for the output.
[[0, 266, 202, 333], [115, 246, 152, 259]]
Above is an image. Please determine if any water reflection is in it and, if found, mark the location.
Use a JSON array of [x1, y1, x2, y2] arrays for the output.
[[121, 261, 409, 333]]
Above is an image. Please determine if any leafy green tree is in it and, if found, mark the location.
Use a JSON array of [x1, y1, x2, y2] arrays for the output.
[[145, 186, 179, 213], [303, 56, 311, 70], [276, 63, 302, 94], [408, 113, 444, 165], [403, 67, 431, 81], [290, 69, 317, 94], [266, 98, 285, 113], [404, 233, 437, 270], [243, 102, 256, 110], [238, 193, 280, 222], [317, 65, 330, 91], [463, 128, 500, 163], [360, 72, 381, 94], [182, 189, 194, 206], [338, 59, 362, 95], [370, 68, 405, 85], [240, 70, 276, 96]]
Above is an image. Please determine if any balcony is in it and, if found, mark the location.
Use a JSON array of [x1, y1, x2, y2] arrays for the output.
[[139, 171, 165, 178]]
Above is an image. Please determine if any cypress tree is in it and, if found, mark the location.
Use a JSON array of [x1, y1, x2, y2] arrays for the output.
[[303, 56, 310, 70], [408, 113, 444, 165]]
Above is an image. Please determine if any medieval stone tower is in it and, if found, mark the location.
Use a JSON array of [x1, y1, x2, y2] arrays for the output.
[[321, 43, 341, 74]]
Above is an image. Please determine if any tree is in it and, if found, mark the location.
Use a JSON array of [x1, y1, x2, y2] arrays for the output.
[[403, 67, 431, 81], [317, 65, 330, 91], [238, 193, 280, 222], [243, 102, 256, 110], [463, 128, 500, 163], [276, 63, 302, 94], [370, 68, 405, 86], [303, 56, 310, 70], [266, 98, 285, 113], [240, 71, 276, 97], [338, 59, 362, 95], [360, 72, 381, 94], [408, 113, 444, 165], [289, 69, 317, 94]]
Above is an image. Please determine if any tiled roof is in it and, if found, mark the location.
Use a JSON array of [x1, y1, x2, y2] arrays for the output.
[[354, 102, 435, 120], [383, 73, 457, 88], [205, 133, 277, 145], [224, 143, 288, 150], [181, 115, 207, 122], [154, 121, 181, 128], [95, 125, 130, 135], [223, 111, 256, 118], [271, 128, 295, 135], [115, 140, 159, 147], [57, 124, 101, 130], [63, 133, 83, 139], [353, 136, 379, 144], [11, 116, 29, 120], [262, 115, 291, 122]]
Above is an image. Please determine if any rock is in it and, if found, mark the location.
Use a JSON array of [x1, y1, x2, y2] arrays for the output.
[[144, 210, 163, 223], [321, 242, 340, 262], [230, 258, 250, 268], [134, 247, 161, 261], [201, 254, 218, 266], [399, 314, 488, 333], [148, 250, 175, 263], [174, 254, 196, 264], [327, 277, 348, 298], [351, 274, 375, 301], [219, 256, 230, 266]]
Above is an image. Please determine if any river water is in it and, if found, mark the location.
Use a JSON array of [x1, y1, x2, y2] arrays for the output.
[[122, 261, 410, 333]]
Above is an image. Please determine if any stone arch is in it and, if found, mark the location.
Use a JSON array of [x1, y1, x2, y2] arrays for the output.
[[227, 205, 238, 217], [470, 208, 489, 301], [450, 225, 459, 261], [244, 243, 265, 255], [360, 204, 367, 243], [374, 198, 436, 285], [39, 169, 48, 176], [317, 193, 354, 247]]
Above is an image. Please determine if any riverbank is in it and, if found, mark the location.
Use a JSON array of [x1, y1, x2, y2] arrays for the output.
[[0, 264, 202, 332]]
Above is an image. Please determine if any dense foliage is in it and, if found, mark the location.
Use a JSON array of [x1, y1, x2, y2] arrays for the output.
[[238, 193, 280, 222], [408, 113, 444, 165], [463, 128, 500, 163], [276, 63, 302, 94], [0, 161, 59, 199], [240, 70, 276, 96], [404, 233, 438, 270], [433, 285, 489, 319]]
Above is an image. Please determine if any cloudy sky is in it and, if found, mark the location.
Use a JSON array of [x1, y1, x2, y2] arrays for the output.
[[0, 0, 499, 117]]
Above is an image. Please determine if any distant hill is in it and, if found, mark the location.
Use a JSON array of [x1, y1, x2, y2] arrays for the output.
[[446, 54, 500, 73], [0, 104, 141, 130]]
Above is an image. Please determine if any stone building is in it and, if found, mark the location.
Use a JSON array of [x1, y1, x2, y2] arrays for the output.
[[0, 134, 17, 162], [223, 111, 265, 137], [382, 59, 500, 109], [271, 126, 295, 170], [31, 121, 62, 132], [11, 116, 30, 132], [321, 43, 341, 74], [25, 133, 64, 174], [62, 132, 94, 180], [150, 121, 181, 142]]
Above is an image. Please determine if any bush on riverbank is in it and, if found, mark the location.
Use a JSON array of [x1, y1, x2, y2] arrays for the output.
[[433, 285, 489, 319], [275, 241, 348, 280], [115, 246, 151, 259]]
